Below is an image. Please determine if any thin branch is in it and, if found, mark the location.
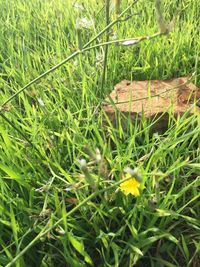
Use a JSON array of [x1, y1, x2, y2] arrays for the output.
[[5, 170, 163, 267], [0, 0, 139, 109], [5, 163, 198, 267], [101, 0, 110, 94]]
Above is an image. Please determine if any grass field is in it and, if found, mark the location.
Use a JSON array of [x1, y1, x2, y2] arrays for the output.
[[0, 0, 200, 266]]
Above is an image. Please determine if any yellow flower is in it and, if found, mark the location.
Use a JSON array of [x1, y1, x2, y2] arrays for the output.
[[120, 176, 140, 197]]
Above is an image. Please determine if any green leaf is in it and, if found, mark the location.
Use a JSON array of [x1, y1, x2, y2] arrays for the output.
[[68, 233, 93, 265], [129, 245, 143, 256], [187, 163, 200, 169], [156, 209, 173, 216], [181, 235, 189, 261], [0, 163, 29, 188]]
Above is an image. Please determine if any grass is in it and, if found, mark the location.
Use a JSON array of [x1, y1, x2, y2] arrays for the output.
[[0, 0, 200, 266]]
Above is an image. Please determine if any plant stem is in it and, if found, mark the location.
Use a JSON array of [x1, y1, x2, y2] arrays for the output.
[[5, 176, 134, 267], [1, 1, 138, 109], [100, 0, 110, 95]]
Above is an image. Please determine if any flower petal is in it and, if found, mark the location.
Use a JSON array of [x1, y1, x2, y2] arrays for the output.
[[120, 178, 140, 197]]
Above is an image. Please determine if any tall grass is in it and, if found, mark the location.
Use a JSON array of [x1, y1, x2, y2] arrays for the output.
[[0, 0, 200, 266]]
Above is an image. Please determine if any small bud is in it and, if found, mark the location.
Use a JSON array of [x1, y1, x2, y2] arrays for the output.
[[78, 158, 87, 167], [123, 166, 142, 183], [95, 148, 102, 162], [122, 39, 139, 46], [76, 17, 93, 30], [38, 98, 45, 107], [148, 197, 158, 209]]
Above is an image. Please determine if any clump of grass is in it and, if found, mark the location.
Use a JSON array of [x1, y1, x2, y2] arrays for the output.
[[0, 0, 200, 266]]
